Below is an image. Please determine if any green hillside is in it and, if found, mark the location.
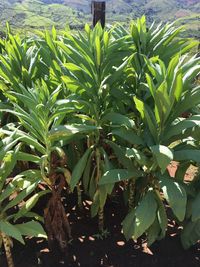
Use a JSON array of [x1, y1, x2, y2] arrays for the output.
[[0, 0, 199, 37]]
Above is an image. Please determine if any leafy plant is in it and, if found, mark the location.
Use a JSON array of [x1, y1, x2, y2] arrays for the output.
[[0, 18, 200, 263], [0, 134, 46, 267], [100, 52, 200, 245], [55, 22, 133, 231], [0, 79, 102, 250]]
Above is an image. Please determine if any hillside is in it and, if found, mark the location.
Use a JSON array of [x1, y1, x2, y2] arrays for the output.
[[0, 0, 199, 37]]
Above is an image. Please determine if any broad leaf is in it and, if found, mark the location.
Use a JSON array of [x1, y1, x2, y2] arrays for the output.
[[192, 192, 200, 221], [181, 219, 200, 249], [15, 221, 47, 238], [99, 169, 142, 185], [147, 217, 160, 246], [151, 145, 173, 173], [49, 124, 98, 142], [70, 147, 93, 191], [0, 221, 24, 244], [123, 191, 157, 240], [174, 150, 200, 163], [112, 128, 144, 146], [103, 112, 135, 129], [160, 176, 187, 221], [14, 190, 49, 221]]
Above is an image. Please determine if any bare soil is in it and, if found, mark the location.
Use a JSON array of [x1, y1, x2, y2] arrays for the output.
[[1, 164, 200, 267]]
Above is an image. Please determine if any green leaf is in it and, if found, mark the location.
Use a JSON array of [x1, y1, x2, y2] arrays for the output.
[[0, 151, 17, 187], [164, 115, 200, 142], [0, 128, 46, 154], [99, 169, 142, 185], [171, 86, 200, 120], [103, 112, 135, 129], [82, 151, 93, 192], [175, 162, 191, 181], [155, 81, 171, 124], [155, 191, 168, 237], [181, 219, 200, 249], [3, 182, 39, 212], [16, 152, 40, 164], [147, 217, 160, 246], [49, 124, 98, 142], [0, 136, 21, 162], [174, 150, 200, 163], [170, 69, 183, 103], [122, 191, 157, 240], [160, 176, 187, 221], [192, 192, 200, 221], [70, 147, 93, 191], [134, 97, 157, 142], [112, 128, 144, 146], [15, 221, 47, 238], [0, 183, 15, 203], [122, 209, 135, 240], [100, 148, 115, 195], [85, 24, 91, 35], [106, 140, 133, 169], [133, 191, 158, 239], [13, 170, 42, 188], [125, 148, 148, 166], [91, 190, 100, 218], [14, 190, 48, 221], [22, 212, 44, 222], [151, 145, 173, 173], [0, 221, 24, 244], [103, 57, 130, 86], [95, 36, 101, 67]]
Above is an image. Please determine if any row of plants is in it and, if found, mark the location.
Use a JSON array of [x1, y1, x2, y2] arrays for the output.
[[0, 16, 200, 267]]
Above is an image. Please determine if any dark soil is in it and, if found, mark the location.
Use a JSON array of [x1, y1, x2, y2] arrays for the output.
[[1, 187, 200, 267]]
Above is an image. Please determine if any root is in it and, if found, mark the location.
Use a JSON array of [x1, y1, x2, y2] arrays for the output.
[[44, 166, 71, 254]]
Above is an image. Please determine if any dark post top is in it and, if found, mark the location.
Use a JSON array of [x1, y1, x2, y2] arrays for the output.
[[91, 1, 106, 28]]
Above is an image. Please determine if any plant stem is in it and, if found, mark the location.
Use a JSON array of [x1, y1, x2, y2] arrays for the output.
[[96, 147, 104, 231], [98, 207, 104, 232], [95, 148, 101, 185], [1, 233, 14, 267], [128, 179, 135, 211], [77, 183, 83, 210]]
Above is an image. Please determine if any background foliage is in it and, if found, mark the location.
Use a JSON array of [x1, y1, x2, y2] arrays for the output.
[[0, 0, 199, 38]]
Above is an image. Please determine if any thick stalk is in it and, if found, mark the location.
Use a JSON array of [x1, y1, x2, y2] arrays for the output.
[[98, 207, 104, 232], [128, 179, 135, 211], [44, 148, 71, 253], [1, 233, 14, 267], [73, 143, 83, 209], [96, 148, 104, 231], [77, 183, 83, 210], [95, 147, 101, 185]]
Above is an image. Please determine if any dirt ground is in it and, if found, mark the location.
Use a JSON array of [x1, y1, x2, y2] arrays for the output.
[[167, 161, 198, 181], [1, 164, 200, 267]]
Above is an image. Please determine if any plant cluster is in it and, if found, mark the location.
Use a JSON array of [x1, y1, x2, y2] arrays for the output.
[[0, 16, 200, 267]]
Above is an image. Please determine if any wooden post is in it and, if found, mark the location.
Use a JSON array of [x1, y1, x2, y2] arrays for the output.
[[91, 1, 106, 28]]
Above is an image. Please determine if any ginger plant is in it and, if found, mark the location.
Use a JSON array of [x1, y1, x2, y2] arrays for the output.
[[99, 53, 200, 245], [0, 134, 46, 267], [58, 22, 132, 233], [1, 81, 98, 252]]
